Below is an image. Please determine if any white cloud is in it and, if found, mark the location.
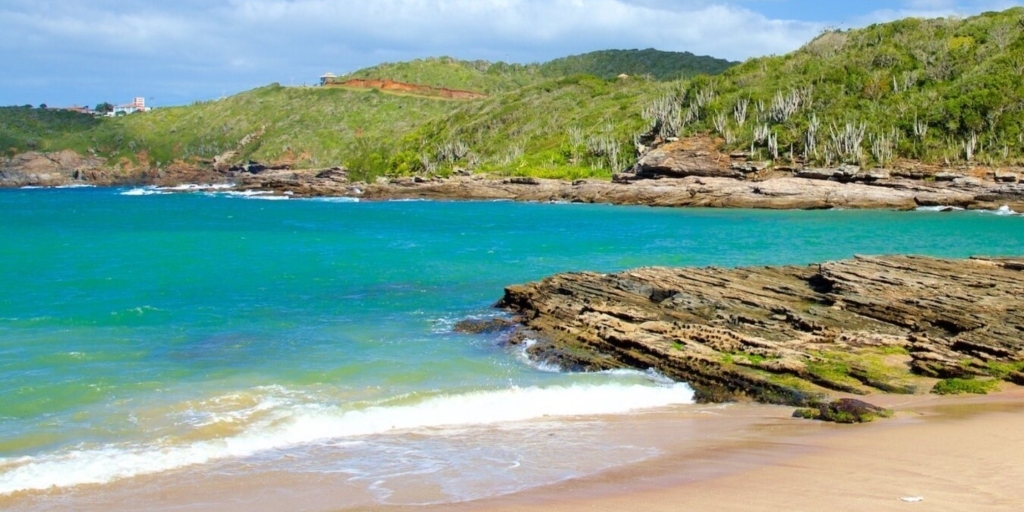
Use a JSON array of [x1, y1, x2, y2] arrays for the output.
[[1, 0, 1021, 105], [856, 0, 1024, 25], [203, 0, 820, 60]]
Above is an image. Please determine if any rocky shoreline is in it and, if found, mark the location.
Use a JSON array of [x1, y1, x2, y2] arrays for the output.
[[491, 255, 1024, 410], [4, 138, 1024, 211]]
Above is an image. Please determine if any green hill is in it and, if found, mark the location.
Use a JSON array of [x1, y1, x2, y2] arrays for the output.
[[538, 49, 736, 81], [656, 7, 1024, 167], [335, 50, 735, 94], [337, 56, 540, 94]]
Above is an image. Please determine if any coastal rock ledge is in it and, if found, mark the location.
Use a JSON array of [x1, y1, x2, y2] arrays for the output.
[[496, 255, 1024, 405]]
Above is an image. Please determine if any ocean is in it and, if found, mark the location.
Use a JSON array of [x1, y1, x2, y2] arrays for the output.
[[1, 187, 1022, 510]]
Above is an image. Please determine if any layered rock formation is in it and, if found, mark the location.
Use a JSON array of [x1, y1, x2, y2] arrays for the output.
[[495, 256, 1024, 405], [354, 174, 1020, 211]]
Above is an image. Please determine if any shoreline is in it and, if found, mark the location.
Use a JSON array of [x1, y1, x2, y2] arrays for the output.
[[6, 176, 1024, 214], [4, 147, 1024, 211]]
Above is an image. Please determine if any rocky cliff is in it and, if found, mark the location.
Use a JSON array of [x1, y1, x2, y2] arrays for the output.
[[495, 256, 1024, 405], [0, 150, 107, 187]]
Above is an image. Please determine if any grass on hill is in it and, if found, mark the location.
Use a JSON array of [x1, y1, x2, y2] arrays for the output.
[[336, 49, 735, 95], [391, 74, 673, 180], [538, 48, 736, 81], [0, 106, 102, 157], [339, 56, 541, 95], [19, 84, 457, 181], [642, 7, 1024, 168]]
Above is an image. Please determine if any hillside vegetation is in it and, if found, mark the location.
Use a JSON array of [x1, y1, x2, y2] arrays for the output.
[[654, 7, 1024, 167], [2, 49, 725, 180], [3, 85, 458, 181], [6, 9, 1024, 181], [538, 48, 735, 80], [339, 57, 539, 95], [337, 49, 734, 94], [0, 107, 101, 155], [392, 74, 672, 179], [408, 7, 1024, 177]]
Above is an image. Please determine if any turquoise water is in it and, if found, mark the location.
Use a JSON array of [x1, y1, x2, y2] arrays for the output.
[[1, 188, 1022, 506]]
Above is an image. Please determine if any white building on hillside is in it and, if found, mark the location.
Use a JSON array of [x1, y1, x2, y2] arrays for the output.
[[110, 97, 150, 116]]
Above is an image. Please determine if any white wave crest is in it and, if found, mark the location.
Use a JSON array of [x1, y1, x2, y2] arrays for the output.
[[0, 382, 693, 495], [916, 205, 1021, 216], [157, 183, 235, 192], [210, 190, 289, 200], [305, 197, 360, 203], [119, 187, 168, 196], [915, 205, 964, 212]]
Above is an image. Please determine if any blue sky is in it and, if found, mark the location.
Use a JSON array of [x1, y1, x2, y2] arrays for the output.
[[1, 0, 1022, 108]]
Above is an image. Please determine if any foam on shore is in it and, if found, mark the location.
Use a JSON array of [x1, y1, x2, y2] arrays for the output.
[[916, 204, 1020, 215], [0, 381, 694, 495]]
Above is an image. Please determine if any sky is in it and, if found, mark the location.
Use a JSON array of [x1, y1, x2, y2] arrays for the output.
[[2, 0, 1023, 108]]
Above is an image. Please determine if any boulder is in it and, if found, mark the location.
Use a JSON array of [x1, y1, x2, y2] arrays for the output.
[[634, 136, 741, 179], [453, 317, 517, 334], [796, 168, 839, 181], [995, 171, 1019, 183], [793, 399, 894, 423], [506, 177, 540, 185]]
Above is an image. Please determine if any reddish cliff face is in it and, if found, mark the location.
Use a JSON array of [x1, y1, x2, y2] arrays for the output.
[[329, 78, 487, 100]]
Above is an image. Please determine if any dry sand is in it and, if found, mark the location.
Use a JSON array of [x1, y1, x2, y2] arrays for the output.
[[409, 388, 1024, 512]]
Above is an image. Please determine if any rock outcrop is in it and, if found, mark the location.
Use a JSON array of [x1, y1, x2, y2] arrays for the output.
[[0, 150, 106, 187], [354, 174, 1008, 211], [495, 256, 1024, 405], [630, 136, 745, 179]]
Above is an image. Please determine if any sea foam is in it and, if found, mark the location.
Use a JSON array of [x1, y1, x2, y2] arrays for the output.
[[156, 183, 235, 192], [0, 381, 694, 495], [119, 187, 168, 196]]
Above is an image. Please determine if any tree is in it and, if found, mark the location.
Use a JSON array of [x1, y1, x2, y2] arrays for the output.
[[39, 103, 47, 109], [95, 102, 114, 114]]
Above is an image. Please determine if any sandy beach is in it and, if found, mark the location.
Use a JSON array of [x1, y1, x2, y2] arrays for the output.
[[3, 389, 1023, 511], [419, 388, 1024, 512]]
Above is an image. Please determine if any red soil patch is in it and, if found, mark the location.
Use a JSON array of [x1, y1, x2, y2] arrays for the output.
[[329, 78, 486, 100]]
